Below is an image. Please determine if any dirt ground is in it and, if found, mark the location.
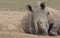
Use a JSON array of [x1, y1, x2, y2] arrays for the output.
[[0, 11, 59, 38], [0, 0, 60, 38]]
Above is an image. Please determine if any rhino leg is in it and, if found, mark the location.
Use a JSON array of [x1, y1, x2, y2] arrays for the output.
[[49, 24, 59, 36]]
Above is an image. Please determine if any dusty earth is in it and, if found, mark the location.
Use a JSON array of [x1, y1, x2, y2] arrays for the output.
[[0, 11, 59, 38]]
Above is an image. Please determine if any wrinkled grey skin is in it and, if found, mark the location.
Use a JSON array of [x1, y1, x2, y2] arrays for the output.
[[24, 2, 49, 35], [22, 11, 36, 34], [38, 1, 60, 36], [47, 7, 60, 36], [34, 2, 49, 35], [22, 5, 36, 34]]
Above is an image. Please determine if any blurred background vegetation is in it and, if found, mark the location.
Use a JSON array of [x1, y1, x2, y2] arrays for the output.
[[0, 0, 60, 11]]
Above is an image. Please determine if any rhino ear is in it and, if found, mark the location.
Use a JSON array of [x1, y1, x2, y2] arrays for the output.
[[40, 2, 45, 10], [26, 4, 33, 12]]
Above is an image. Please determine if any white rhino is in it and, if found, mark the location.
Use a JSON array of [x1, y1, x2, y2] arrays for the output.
[[37, 1, 60, 36], [25, 2, 49, 35]]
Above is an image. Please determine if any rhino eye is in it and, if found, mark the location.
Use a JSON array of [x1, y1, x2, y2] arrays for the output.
[[47, 12, 50, 15]]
